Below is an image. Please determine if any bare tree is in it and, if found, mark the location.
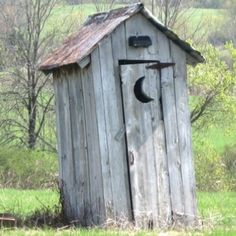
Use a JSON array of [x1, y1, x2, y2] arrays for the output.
[[150, 0, 191, 28], [150, 0, 208, 43], [0, 0, 63, 150]]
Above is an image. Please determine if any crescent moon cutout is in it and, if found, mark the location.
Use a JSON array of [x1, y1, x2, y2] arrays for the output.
[[133, 76, 154, 103]]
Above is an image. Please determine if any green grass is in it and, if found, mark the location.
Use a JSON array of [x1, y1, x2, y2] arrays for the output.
[[0, 189, 58, 217], [0, 189, 235, 235], [197, 192, 236, 227], [193, 123, 236, 154], [203, 127, 236, 154], [0, 228, 163, 236], [186, 8, 224, 25]]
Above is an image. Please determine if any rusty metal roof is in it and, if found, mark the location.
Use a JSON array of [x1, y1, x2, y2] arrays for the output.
[[39, 3, 204, 72]]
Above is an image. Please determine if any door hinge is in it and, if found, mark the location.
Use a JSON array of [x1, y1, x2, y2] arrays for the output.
[[146, 62, 175, 70]]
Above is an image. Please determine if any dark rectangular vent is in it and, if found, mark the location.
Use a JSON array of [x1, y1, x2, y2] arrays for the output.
[[128, 36, 152, 48]]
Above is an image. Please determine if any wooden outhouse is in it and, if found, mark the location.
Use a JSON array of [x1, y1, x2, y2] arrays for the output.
[[40, 3, 204, 228]]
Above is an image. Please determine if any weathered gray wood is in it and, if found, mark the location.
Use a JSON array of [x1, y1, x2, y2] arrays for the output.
[[170, 41, 197, 226], [158, 33, 185, 225], [124, 18, 147, 228], [77, 56, 91, 69], [67, 67, 91, 225], [124, 14, 173, 228], [53, 72, 63, 185], [147, 67, 171, 228], [98, 35, 132, 221], [125, 13, 161, 61], [54, 69, 77, 221], [91, 48, 113, 221], [53, 75, 69, 216], [142, 13, 172, 227], [111, 22, 133, 221], [142, 67, 159, 229], [81, 66, 106, 225], [120, 63, 165, 228], [120, 64, 145, 227]]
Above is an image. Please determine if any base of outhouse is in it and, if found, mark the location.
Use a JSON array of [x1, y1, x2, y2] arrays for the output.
[[59, 186, 200, 229]]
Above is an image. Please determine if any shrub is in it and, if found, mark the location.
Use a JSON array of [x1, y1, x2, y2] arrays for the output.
[[0, 148, 58, 189], [193, 137, 235, 191], [222, 145, 236, 191], [194, 142, 228, 191]]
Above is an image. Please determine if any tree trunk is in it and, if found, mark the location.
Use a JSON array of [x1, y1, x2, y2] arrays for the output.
[[28, 105, 37, 149], [28, 68, 37, 149]]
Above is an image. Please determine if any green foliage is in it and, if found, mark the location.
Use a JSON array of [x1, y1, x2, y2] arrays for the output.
[[0, 148, 58, 189], [0, 189, 59, 217], [222, 145, 236, 190], [194, 140, 229, 191], [193, 127, 236, 191], [189, 43, 236, 128], [189, 43, 236, 192]]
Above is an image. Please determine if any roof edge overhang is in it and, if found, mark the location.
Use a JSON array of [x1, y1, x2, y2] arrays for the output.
[[39, 3, 205, 73]]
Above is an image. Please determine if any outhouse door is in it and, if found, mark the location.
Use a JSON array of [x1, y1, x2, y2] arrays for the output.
[[120, 63, 170, 227]]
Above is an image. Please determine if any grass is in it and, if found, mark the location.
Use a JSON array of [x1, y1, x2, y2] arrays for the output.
[[204, 127, 236, 154], [0, 189, 235, 235], [0, 189, 58, 217], [186, 8, 224, 25], [193, 123, 236, 154], [197, 192, 236, 228]]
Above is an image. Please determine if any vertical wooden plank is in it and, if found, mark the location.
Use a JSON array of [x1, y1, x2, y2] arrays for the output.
[[141, 67, 160, 229], [91, 48, 114, 221], [53, 72, 63, 187], [170, 42, 197, 226], [120, 64, 145, 228], [67, 67, 91, 226], [53, 69, 77, 221], [158, 35, 185, 225], [147, 67, 172, 228], [125, 16, 147, 228], [81, 66, 105, 225], [111, 22, 133, 221], [98, 35, 132, 221]]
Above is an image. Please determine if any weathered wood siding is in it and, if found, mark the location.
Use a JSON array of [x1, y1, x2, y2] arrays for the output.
[[124, 13, 173, 228], [120, 63, 170, 228], [54, 67, 104, 225], [53, 12, 197, 229], [170, 42, 197, 225], [123, 13, 197, 227]]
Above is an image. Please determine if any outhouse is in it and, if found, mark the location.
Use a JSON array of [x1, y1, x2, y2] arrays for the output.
[[39, 3, 204, 228]]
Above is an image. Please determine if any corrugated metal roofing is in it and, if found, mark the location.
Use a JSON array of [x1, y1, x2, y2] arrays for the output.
[[39, 3, 204, 72]]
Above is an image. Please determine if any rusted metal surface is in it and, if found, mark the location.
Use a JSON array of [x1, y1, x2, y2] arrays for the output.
[[39, 3, 204, 72], [146, 62, 175, 70]]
